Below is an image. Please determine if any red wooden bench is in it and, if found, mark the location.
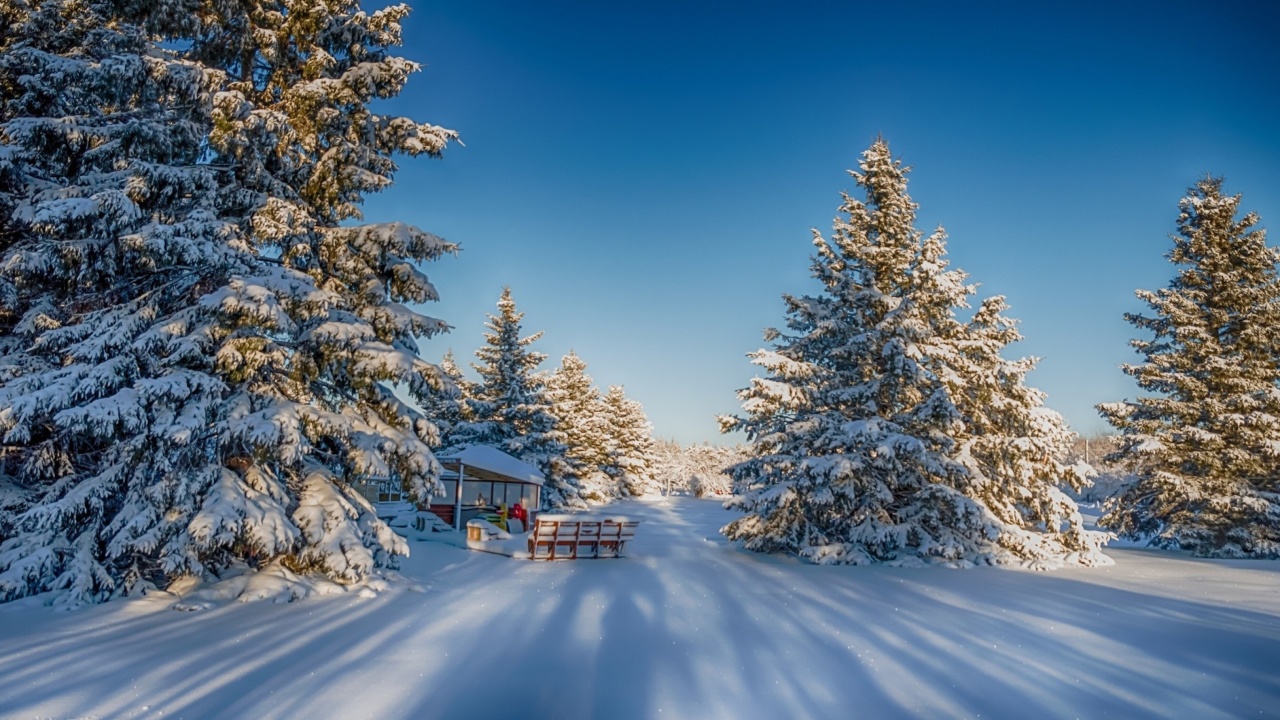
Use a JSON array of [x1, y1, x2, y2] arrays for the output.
[[527, 516, 639, 560]]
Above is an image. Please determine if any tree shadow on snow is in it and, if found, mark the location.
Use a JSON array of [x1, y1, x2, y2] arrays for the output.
[[0, 498, 1277, 719]]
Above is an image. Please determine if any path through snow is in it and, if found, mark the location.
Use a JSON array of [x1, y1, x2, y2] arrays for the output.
[[0, 497, 1277, 719]]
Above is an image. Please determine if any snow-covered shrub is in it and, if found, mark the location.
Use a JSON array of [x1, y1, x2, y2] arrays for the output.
[[651, 440, 745, 497]]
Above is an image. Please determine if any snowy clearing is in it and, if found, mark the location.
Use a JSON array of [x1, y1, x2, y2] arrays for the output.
[[1, 497, 1277, 719]]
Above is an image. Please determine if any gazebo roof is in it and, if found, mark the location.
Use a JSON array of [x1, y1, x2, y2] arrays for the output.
[[438, 445, 545, 486]]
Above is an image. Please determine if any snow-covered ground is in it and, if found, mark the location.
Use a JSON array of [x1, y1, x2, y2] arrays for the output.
[[1, 497, 1277, 719]]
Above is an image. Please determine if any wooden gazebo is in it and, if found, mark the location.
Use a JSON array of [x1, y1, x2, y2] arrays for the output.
[[430, 446, 544, 531]]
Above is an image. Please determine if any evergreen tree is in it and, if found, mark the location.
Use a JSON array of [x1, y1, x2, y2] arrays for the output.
[[420, 350, 469, 449], [1099, 177, 1280, 557], [601, 385, 660, 497], [948, 294, 1103, 563], [452, 288, 582, 509], [0, 0, 458, 605], [722, 138, 1108, 567], [544, 351, 614, 502]]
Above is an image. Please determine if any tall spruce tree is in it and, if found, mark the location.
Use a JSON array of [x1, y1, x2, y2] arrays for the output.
[[722, 139, 1108, 567], [452, 289, 582, 509], [1099, 178, 1280, 557], [948, 295, 1102, 562], [601, 385, 660, 497], [544, 351, 614, 501], [420, 350, 469, 449], [0, 0, 458, 605]]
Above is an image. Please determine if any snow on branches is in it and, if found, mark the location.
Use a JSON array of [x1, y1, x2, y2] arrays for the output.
[[0, 0, 457, 606], [544, 352, 661, 501], [447, 289, 584, 510], [722, 139, 1109, 569], [1099, 177, 1280, 558]]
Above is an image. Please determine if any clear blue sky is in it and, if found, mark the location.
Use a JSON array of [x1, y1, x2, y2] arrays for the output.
[[363, 0, 1280, 445]]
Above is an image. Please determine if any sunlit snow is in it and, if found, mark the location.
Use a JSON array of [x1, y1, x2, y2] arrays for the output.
[[0, 498, 1275, 719]]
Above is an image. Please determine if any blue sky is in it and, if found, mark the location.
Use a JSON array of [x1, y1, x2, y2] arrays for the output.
[[363, 0, 1280, 445]]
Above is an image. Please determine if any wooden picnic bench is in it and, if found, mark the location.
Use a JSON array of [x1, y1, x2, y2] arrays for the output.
[[527, 516, 639, 560]]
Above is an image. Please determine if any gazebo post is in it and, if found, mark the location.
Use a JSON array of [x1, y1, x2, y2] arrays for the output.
[[454, 462, 466, 531]]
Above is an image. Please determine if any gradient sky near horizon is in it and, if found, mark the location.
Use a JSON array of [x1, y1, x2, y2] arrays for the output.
[[363, 0, 1280, 445]]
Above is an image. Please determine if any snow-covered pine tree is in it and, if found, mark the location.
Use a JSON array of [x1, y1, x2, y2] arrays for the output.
[[722, 138, 1108, 567], [601, 385, 660, 497], [452, 288, 583, 509], [544, 351, 614, 502], [420, 350, 470, 449], [947, 294, 1106, 565], [0, 0, 238, 604], [1099, 177, 1280, 557], [0, 0, 458, 605]]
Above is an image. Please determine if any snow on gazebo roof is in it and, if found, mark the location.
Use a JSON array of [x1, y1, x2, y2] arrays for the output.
[[437, 445, 545, 486]]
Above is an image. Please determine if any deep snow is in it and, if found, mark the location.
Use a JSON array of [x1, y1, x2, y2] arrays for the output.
[[0, 498, 1277, 719]]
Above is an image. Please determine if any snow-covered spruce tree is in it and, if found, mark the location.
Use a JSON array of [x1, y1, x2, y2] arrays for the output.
[[544, 351, 615, 502], [1099, 177, 1280, 557], [420, 350, 470, 450], [722, 138, 1108, 567], [601, 385, 660, 497], [0, 0, 237, 604], [452, 289, 583, 509], [0, 0, 35, 543], [947, 293, 1105, 563], [0, 0, 457, 605]]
